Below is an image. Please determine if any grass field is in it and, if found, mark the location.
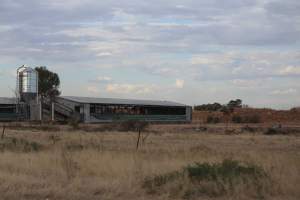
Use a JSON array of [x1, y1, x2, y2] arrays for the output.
[[0, 123, 299, 200]]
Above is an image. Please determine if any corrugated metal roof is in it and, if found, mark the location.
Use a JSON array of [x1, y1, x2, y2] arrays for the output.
[[59, 96, 188, 107], [0, 97, 17, 105]]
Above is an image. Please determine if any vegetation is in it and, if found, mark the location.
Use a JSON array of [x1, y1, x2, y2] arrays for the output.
[[194, 102, 223, 111], [232, 114, 261, 123], [144, 159, 269, 198], [35, 66, 61, 100], [0, 124, 299, 199], [206, 116, 221, 124], [194, 99, 243, 112], [118, 120, 149, 132]]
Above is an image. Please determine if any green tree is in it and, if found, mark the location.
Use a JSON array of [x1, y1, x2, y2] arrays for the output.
[[35, 66, 61, 100], [227, 99, 242, 109]]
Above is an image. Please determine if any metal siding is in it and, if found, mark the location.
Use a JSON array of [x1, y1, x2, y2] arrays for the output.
[[0, 97, 17, 105], [60, 96, 188, 107]]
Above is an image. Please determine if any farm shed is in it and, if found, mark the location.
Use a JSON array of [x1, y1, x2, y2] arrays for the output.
[[0, 97, 29, 121], [55, 96, 192, 123]]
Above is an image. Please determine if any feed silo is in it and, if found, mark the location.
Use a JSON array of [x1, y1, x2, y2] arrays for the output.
[[17, 65, 39, 103]]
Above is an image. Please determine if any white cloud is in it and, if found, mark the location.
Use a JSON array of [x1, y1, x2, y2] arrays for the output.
[[231, 79, 263, 88], [90, 76, 113, 83], [0, 25, 14, 32], [175, 5, 187, 9], [190, 53, 235, 66], [278, 66, 300, 76], [87, 86, 100, 94], [106, 83, 156, 94], [270, 88, 297, 95], [96, 76, 112, 82], [96, 52, 113, 57], [175, 79, 185, 89]]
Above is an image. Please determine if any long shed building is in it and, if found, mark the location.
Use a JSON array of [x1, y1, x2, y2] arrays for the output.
[[0, 97, 18, 121], [56, 96, 192, 123]]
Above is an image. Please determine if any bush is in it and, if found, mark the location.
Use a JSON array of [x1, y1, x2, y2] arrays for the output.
[[143, 159, 269, 198], [68, 119, 79, 129], [264, 125, 300, 135], [231, 114, 261, 124], [185, 159, 266, 181], [194, 103, 223, 111], [118, 120, 149, 132], [244, 114, 261, 123], [206, 116, 220, 124], [241, 125, 257, 133], [231, 115, 242, 123], [0, 137, 43, 152]]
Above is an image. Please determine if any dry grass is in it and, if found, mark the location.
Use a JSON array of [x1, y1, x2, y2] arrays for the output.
[[0, 125, 299, 200]]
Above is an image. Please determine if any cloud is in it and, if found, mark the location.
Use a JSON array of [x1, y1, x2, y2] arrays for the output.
[[96, 76, 112, 82], [278, 66, 300, 76], [191, 53, 235, 65], [270, 88, 297, 95], [175, 79, 185, 89], [97, 76, 112, 81], [87, 86, 100, 94], [96, 52, 113, 57], [231, 79, 265, 88], [106, 83, 157, 94], [0, 0, 299, 108]]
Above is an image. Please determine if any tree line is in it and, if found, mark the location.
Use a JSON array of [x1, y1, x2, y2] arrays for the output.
[[194, 99, 243, 112]]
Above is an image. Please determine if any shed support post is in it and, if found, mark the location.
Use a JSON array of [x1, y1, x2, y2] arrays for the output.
[[52, 102, 55, 121]]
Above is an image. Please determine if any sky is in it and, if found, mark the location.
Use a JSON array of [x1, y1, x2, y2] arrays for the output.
[[0, 0, 299, 109]]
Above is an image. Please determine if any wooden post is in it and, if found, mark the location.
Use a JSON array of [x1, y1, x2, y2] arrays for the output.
[[136, 129, 141, 150], [1, 125, 6, 140]]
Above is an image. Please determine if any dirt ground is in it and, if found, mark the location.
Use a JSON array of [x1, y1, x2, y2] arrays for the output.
[[0, 123, 299, 200]]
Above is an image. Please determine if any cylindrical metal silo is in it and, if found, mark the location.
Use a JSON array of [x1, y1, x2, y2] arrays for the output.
[[17, 65, 39, 103]]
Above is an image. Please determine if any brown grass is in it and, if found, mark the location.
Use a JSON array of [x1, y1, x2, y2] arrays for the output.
[[0, 125, 299, 200]]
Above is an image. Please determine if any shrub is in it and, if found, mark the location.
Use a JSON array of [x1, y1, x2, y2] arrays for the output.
[[143, 159, 270, 198], [232, 115, 242, 123], [143, 171, 182, 190], [244, 114, 261, 123], [118, 120, 149, 132], [185, 159, 266, 182], [195, 126, 208, 132], [68, 113, 81, 129], [65, 143, 84, 151], [241, 125, 257, 133], [206, 116, 220, 124], [264, 128, 276, 135], [0, 137, 43, 152]]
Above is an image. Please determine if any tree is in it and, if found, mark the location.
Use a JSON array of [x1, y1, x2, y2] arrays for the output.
[[35, 67, 61, 101], [194, 102, 223, 111], [227, 99, 242, 110]]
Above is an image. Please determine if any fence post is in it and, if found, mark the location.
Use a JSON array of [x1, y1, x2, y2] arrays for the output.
[[136, 129, 141, 150], [1, 125, 6, 140]]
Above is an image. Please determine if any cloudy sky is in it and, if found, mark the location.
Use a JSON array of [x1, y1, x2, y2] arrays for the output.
[[0, 0, 299, 109]]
